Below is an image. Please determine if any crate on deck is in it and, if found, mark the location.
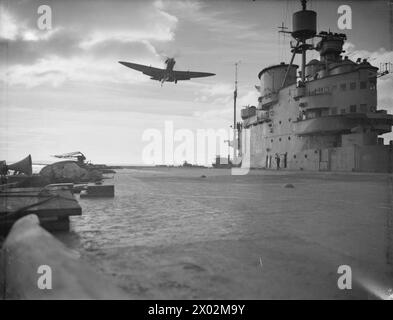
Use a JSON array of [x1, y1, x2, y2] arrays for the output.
[[80, 184, 115, 198]]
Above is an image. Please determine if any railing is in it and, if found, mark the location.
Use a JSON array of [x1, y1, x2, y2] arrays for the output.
[[1, 215, 128, 299]]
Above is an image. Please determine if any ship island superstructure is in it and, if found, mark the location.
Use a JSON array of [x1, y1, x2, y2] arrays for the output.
[[239, 0, 393, 172]]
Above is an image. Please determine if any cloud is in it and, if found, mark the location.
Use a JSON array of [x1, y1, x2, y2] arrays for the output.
[[154, 0, 203, 15], [157, 0, 259, 40], [345, 43, 393, 143], [0, 1, 179, 88], [201, 82, 233, 96], [345, 42, 393, 108], [193, 88, 259, 121], [0, 6, 19, 40], [79, 5, 178, 49], [3, 53, 157, 88], [345, 42, 393, 67], [0, 5, 60, 42]]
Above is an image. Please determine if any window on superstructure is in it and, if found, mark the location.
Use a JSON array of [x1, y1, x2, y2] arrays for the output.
[[360, 81, 367, 89], [331, 107, 337, 115], [340, 83, 347, 91], [369, 79, 376, 91], [350, 82, 356, 90], [350, 105, 357, 113], [341, 108, 346, 114]]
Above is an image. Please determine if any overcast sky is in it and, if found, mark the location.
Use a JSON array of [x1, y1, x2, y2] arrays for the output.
[[0, 0, 392, 164]]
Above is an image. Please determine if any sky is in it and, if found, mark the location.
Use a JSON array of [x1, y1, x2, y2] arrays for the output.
[[0, 0, 392, 165]]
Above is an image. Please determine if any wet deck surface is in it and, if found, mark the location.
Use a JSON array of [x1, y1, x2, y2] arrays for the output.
[[58, 168, 393, 299]]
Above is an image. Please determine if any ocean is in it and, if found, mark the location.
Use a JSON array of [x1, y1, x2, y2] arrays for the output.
[[55, 168, 393, 299]]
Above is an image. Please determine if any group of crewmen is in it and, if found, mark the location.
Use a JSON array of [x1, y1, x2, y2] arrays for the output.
[[274, 152, 287, 170]]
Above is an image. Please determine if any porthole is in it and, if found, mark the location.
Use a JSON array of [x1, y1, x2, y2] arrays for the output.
[[304, 154, 308, 158], [294, 155, 297, 159], [279, 138, 281, 142], [288, 136, 291, 140]]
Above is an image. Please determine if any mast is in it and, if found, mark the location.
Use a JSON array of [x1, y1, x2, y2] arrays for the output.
[[234, 61, 239, 135], [233, 61, 240, 160], [300, 0, 307, 83], [388, 0, 393, 51], [278, 0, 316, 88]]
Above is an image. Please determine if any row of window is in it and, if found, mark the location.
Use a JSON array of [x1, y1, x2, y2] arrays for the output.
[[273, 118, 292, 126], [293, 151, 318, 160], [311, 80, 376, 95], [270, 136, 292, 143], [337, 80, 376, 91], [330, 104, 374, 115], [298, 104, 374, 120]]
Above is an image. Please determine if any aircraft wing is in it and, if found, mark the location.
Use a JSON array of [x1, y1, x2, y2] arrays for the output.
[[119, 61, 164, 78], [172, 70, 216, 81]]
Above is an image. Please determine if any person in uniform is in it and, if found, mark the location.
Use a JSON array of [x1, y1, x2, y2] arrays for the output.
[[275, 153, 280, 170]]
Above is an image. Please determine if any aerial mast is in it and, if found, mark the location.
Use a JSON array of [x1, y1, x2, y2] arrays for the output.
[[233, 61, 241, 161], [388, 0, 393, 51], [292, 0, 316, 83], [234, 61, 239, 132], [279, 0, 316, 87]]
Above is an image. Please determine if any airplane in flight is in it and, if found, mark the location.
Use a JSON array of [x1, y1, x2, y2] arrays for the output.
[[118, 58, 215, 86]]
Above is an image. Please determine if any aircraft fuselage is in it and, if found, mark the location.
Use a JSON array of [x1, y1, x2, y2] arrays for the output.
[[161, 58, 177, 84], [165, 58, 176, 72], [118, 58, 215, 85]]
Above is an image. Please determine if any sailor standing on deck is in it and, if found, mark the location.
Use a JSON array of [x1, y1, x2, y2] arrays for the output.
[[275, 153, 280, 170]]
